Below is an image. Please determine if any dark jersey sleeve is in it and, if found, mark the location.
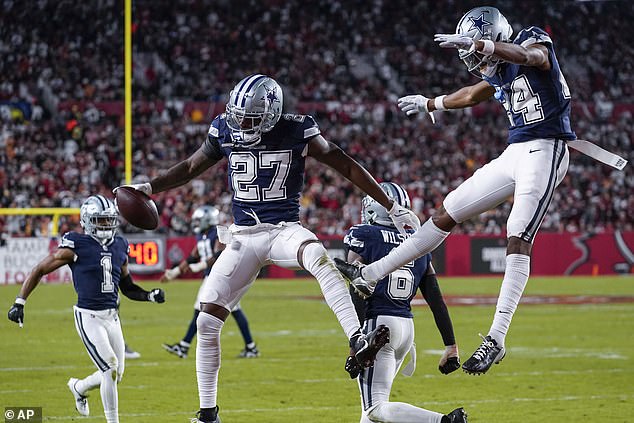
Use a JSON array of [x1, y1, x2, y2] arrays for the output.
[[58, 232, 78, 251], [419, 267, 456, 346], [342, 225, 371, 258], [202, 117, 225, 161]]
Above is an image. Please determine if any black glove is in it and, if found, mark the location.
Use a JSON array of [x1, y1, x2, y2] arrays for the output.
[[148, 289, 165, 303], [344, 355, 362, 379], [439, 356, 460, 375], [8, 303, 24, 326]]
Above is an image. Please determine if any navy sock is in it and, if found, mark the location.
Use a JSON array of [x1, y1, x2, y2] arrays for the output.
[[231, 309, 253, 345], [183, 309, 200, 344]]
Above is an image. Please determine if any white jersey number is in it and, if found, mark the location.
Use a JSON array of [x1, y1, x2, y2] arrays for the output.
[[387, 267, 415, 300], [100, 256, 114, 293], [510, 75, 544, 125], [229, 151, 292, 202]]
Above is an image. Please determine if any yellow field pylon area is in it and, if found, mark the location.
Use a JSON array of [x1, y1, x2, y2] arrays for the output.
[[0, 208, 80, 236]]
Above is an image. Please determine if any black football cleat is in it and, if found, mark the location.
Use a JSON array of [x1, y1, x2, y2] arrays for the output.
[[334, 258, 376, 298], [462, 335, 506, 375], [351, 324, 390, 368], [162, 342, 189, 358], [191, 407, 221, 423], [238, 344, 260, 358], [446, 407, 468, 423]]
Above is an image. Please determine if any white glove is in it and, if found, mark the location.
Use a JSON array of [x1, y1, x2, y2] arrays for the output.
[[188, 261, 208, 273], [397, 95, 436, 123], [113, 182, 152, 196], [163, 267, 181, 280], [387, 202, 421, 235], [434, 33, 475, 51]]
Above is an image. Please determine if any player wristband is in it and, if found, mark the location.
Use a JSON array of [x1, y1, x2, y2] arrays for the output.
[[15, 297, 26, 305], [189, 261, 208, 273], [434, 95, 447, 111], [480, 39, 495, 56]]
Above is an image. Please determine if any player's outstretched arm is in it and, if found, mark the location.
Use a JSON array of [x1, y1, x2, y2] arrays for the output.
[[161, 245, 200, 282], [475, 40, 550, 70], [308, 135, 419, 233], [149, 147, 220, 194], [120, 261, 165, 303], [308, 135, 393, 210], [429, 80, 496, 112], [7, 248, 75, 327], [434, 33, 550, 71]]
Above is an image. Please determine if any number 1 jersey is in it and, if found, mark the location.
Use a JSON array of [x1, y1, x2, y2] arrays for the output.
[[59, 232, 129, 310]]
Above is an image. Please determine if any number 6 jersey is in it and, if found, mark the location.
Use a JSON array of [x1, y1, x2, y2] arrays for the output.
[[483, 26, 576, 144], [59, 232, 129, 310], [202, 113, 320, 226], [343, 224, 431, 319]]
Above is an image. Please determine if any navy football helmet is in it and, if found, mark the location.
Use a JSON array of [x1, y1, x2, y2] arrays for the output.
[[80, 195, 119, 242], [455, 6, 513, 77], [191, 205, 220, 234], [362, 182, 411, 227], [225, 74, 283, 147]]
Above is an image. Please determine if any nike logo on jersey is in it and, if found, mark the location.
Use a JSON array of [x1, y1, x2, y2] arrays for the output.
[[529, 149, 541, 153], [498, 310, 511, 314]]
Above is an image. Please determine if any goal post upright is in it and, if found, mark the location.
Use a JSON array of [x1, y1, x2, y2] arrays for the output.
[[124, 0, 132, 184]]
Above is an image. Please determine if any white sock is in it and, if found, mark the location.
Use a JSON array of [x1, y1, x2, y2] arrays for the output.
[[76, 370, 101, 395], [363, 218, 450, 282], [196, 312, 224, 409], [303, 242, 361, 339], [368, 401, 444, 423], [488, 254, 531, 347], [100, 368, 119, 423]]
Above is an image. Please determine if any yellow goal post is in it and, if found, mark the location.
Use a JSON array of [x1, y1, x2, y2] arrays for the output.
[[0, 0, 132, 237]]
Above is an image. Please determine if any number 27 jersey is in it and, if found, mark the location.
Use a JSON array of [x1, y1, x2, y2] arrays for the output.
[[204, 113, 320, 226]]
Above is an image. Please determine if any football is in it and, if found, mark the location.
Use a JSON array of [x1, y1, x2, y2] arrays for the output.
[[115, 186, 159, 230]]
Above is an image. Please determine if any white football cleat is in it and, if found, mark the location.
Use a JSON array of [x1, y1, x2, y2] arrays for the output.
[[67, 378, 89, 416]]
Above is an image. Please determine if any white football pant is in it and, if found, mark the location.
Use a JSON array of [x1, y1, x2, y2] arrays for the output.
[[359, 316, 444, 423], [444, 138, 569, 242], [73, 306, 125, 423], [198, 221, 359, 337]]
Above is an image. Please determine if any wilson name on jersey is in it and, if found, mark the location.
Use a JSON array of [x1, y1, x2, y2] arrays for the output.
[[196, 227, 218, 277], [343, 224, 431, 319], [59, 232, 129, 310], [484, 26, 576, 144], [204, 113, 321, 226]]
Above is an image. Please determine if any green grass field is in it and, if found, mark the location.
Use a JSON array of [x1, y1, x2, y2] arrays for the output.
[[1, 276, 633, 422]]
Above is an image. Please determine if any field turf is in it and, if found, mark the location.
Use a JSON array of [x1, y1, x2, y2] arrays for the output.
[[1, 276, 633, 422]]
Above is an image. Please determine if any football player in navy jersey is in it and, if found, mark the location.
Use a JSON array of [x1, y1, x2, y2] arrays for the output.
[[341, 182, 466, 423], [117, 74, 420, 423], [161, 205, 260, 359], [335, 6, 575, 376], [7, 195, 165, 423]]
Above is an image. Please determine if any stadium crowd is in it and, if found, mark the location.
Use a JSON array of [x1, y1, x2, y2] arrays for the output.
[[0, 0, 632, 237]]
